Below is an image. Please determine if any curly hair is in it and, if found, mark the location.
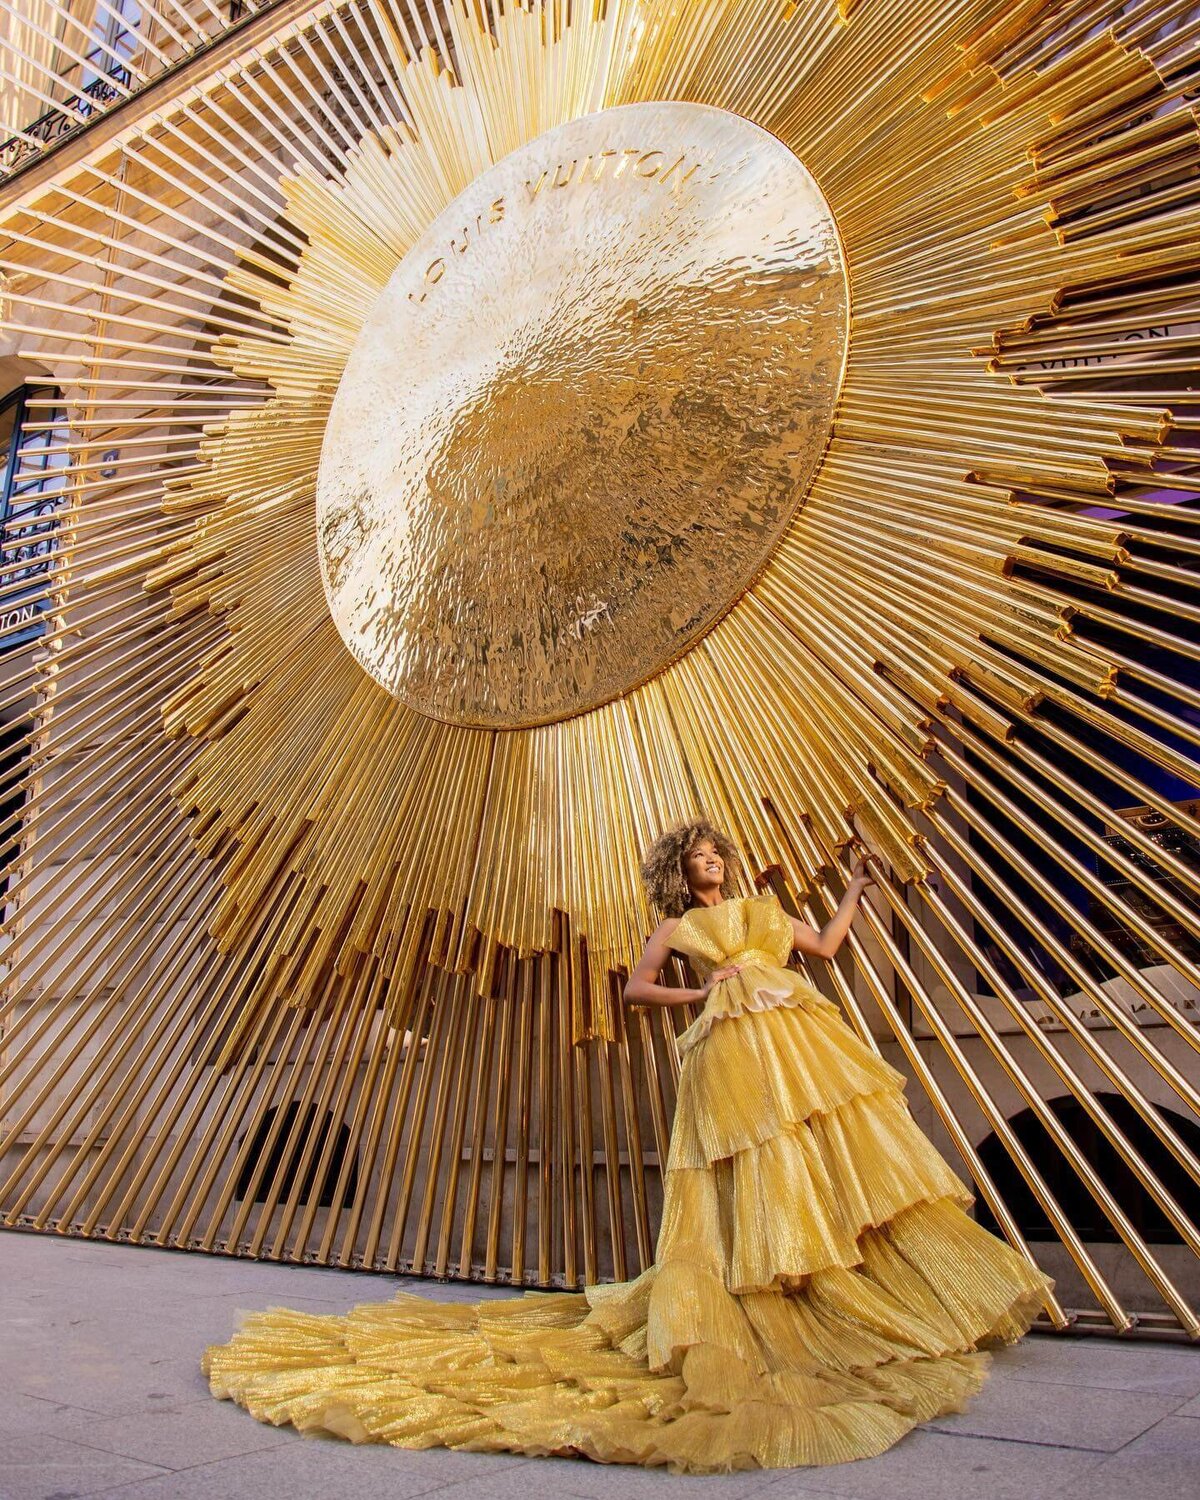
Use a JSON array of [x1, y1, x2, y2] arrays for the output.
[[639, 818, 743, 918]]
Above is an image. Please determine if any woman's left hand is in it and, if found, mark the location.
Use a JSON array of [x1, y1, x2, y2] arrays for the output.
[[850, 852, 878, 888]]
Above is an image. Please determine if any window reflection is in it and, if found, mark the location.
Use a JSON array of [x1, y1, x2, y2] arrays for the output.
[[0, 384, 69, 650]]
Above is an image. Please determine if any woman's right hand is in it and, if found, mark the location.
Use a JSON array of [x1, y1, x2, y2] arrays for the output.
[[699, 964, 743, 999]]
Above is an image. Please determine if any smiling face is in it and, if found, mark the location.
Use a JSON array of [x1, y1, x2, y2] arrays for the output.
[[683, 837, 725, 900]]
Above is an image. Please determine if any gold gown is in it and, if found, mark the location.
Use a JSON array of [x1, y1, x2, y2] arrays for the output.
[[202, 892, 1052, 1472]]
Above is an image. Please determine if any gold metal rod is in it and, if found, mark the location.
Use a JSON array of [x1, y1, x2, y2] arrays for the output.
[[244, 976, 362, 1259], [616, 993, 653, 1271], [276, 958, 381, 1260], [925, 842, 1200, 1225], [98, 876, 308, 1237], [595, 1030, 625, 1284], [878, 876, 1199, 1332], [457, 981, 499, 1277], [509, 957, 535, 1284], [858, 889, 1122, 1327], [39, 888, 231, 1230], [556, 945, 577, 1285], [355, 949, 437, 1267], [484, 960, 518, 1280], [419, 979, 474, 1275], [384, 963, 453, 1270], [536, 950, 553, 1285]]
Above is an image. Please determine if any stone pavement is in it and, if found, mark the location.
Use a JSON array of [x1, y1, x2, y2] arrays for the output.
[[2, 1229, 1198, 1500]]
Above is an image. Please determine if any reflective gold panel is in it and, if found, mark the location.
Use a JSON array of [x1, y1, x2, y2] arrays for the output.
[[316, 101, 848, 727]]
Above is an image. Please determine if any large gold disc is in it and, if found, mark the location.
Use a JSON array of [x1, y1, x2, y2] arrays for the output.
[[317, 101, 849, 727]]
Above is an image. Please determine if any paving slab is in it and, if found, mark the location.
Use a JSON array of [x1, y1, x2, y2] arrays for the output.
[[995, 1333, 1200, 1397], [2, 1227, 1197, 1500], [56, 1434, 524, 1500], [24, 1393, 297, 1470], [522, 1455, 786, 1499], [0, 1391, 110, 1443], [922, 1369, 1185, 1449], [0, 1431, 169, 1500], [756, 1430, 1109, 1500], [1058, 1414, 1200, 1500]]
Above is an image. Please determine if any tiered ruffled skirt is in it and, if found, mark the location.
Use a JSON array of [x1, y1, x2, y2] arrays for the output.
[[202, 974, 1052, 1472]]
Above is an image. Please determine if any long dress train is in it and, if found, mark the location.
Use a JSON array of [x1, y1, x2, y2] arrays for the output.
[[202, 892, 1053, 1472]]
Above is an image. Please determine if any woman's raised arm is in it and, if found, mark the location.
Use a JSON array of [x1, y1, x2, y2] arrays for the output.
[[786, 855, 877, 960]]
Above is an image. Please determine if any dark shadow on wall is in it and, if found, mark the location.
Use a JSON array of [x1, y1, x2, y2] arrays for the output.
[[235, 1101, 360, 1209], [974, 1092, 1200, 1243]]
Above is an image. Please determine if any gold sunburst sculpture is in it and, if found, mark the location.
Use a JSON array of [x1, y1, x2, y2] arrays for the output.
[[316, 101, 849, 725], [1, 0, 1199, 1331], [155, 0, 1183, 1041]]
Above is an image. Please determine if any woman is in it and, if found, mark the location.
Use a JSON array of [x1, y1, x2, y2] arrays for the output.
[[203, 818, 1051, 1472]]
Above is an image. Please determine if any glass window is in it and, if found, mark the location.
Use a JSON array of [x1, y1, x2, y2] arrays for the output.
[[0, 385, 69, 650], [81, 1, 143, 91]]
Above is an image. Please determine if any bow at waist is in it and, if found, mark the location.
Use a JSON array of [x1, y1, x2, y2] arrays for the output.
[[677, 948, 803, 1056], [721, 946, 784, 971]]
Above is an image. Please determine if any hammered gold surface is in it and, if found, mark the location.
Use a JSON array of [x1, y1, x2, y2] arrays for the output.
[[316, 101, 848, 727]]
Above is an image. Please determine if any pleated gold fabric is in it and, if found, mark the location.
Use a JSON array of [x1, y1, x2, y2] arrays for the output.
[[202, 894, 1053, 1472]]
